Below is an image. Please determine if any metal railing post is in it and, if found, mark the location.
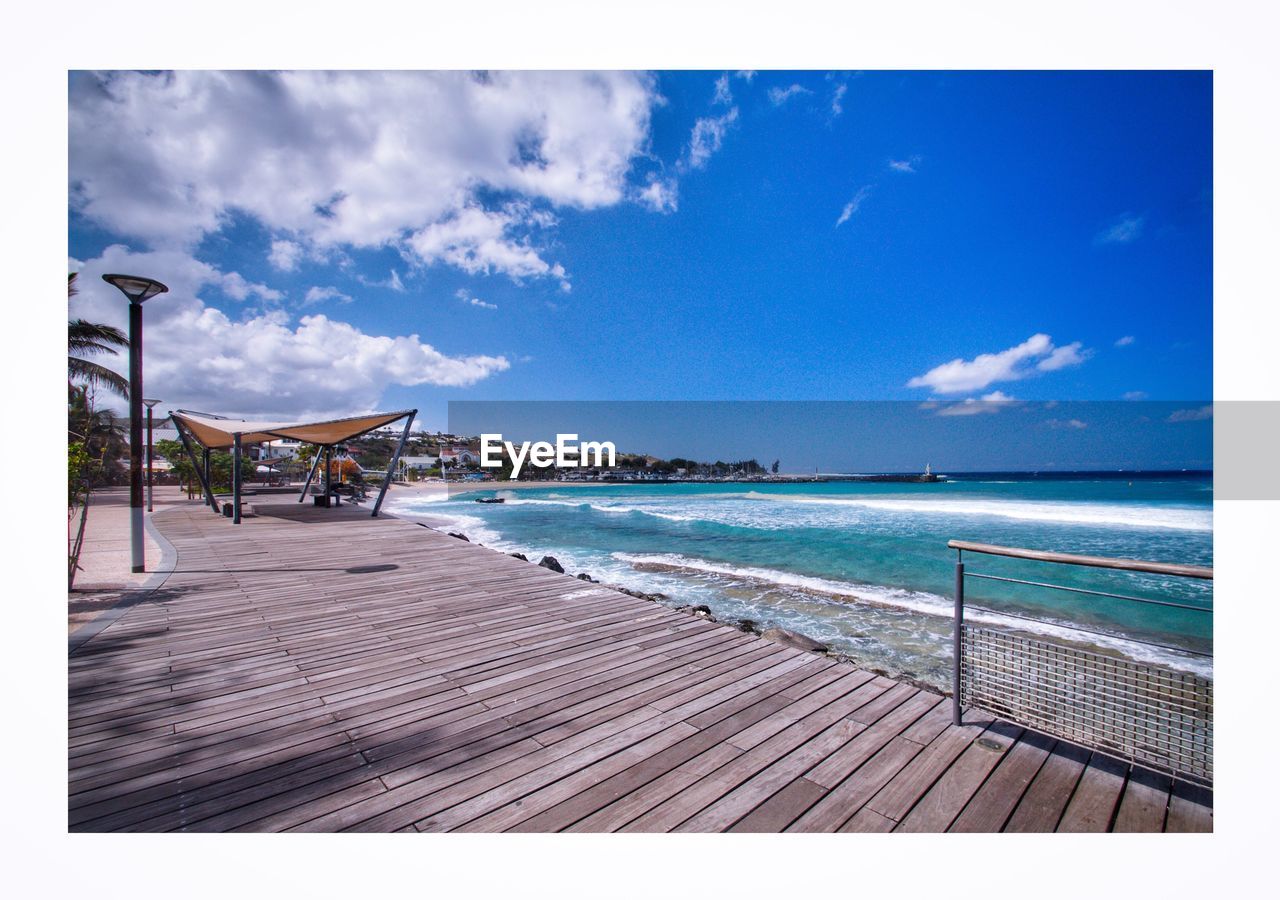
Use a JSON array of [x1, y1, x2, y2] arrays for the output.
[[953, 556, 965, 726]]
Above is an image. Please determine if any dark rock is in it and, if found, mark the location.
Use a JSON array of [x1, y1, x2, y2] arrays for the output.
[[648, 592, 669, 600], [576, 573, 597, 582], [735, 619, 760, 634], [761, 627, 828, 654], [691, 605, 712, 616], [538, 555, 565, 573], [509, 552, 528, 561], [448, 532, 470, 542]]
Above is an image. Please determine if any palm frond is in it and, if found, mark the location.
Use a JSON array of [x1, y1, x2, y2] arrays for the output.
[[69, 358, 130, 399], [69, 319, 128, 355]]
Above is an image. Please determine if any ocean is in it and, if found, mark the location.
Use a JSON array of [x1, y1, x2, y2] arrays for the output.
[[387, 473, 1213, 690]]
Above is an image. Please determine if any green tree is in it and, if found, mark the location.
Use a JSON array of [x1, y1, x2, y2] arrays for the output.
[[68, 274, 131, 399]]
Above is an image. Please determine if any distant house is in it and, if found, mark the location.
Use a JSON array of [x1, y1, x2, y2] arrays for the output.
[[440, 448, 478, 467], [400, 455, 440, 472], [258, 438, 302, 461]]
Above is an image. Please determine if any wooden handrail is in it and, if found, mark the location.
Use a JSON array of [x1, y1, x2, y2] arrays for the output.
[[947, 540, 1213, 580]]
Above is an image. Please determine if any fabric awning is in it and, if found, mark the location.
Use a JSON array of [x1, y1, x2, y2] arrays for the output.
[[170, 409, 414, 450]]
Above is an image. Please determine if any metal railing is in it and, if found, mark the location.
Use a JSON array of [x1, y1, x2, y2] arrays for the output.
[[949, 540, 1213, 783]]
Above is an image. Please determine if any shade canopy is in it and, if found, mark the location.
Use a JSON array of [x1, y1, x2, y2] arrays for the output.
[[170, 409, 414, 450]]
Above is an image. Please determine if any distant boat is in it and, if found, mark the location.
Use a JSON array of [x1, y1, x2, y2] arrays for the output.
[[475, 497, 505, 504]]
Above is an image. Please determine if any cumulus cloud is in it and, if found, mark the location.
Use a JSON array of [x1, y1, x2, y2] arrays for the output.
[[935, 391, 1019, 417], [1037, 341, 1090, 372], [835, 185, 873, 227], [1167, 404, 1213, 423], [268, 239, 305, 272], [1096, 213, 1145, 245], [303, 285, 353, 306], [907, 334, 1090, 394], [70, 71, 659, 287], [70, 245, 509, 417], [768, 84, 811, 106], [1115, 335, 1136, 347], [407, 204, 570, 291], [636, 176, 679, 213], [456, 289, 497, 310], [686, 107, 739, 170]]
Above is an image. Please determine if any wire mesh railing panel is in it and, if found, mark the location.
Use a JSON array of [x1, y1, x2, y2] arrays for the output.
[[960, 625, 1212, 782]]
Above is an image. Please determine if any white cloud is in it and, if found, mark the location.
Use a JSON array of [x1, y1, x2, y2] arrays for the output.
[[830, 83, 848, 117], [70, 71, 660, 287], [1123, 390, 1148, 400], [69, 257, 85, 273], [303, 285, 353, 306], [456, 289, 497, 310], [268, 239, 304, 272], [713, 74, 733, 106], [935, 391, 1019, 417], [835, 185, 872, 227], [70, 245, 508, 417], [768, 84, 811, 106], [1115, 335, 1136, 347], [1096, 213, 1145, 245], [218, 271, 283, 303], [686, 107, 739, 170], [636, 176, 679, 213], [1167, 404, 1213, 423], [356, 269, 405, 292], [907, 333, 1090, 394], [888, 156, 921, 173], [1037, 341, 1090, 372], [407, 203, 570, 290], [735, 71, 756, 83], [1046, 418, 1088, 430]]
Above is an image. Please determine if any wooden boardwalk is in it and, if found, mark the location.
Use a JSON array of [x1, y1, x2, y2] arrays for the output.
[[68, 499, 1212, 832]]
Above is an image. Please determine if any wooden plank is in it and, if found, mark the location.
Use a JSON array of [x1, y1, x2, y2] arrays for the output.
[[1003, 739, 1091, 833], [1056, 752, 1130, 832], [68, 501, 1205, 833], [1164, 780, 1213, 833], [948, 728, 1055, 832], [1112, 766, 1172, 833], [894, 720, 1023, 832]]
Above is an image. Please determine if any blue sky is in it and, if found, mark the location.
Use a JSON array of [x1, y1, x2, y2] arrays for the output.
[[69, 71, 1211, 431]]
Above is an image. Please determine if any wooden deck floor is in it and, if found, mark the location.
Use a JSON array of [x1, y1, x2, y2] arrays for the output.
[[68, 499, 1212, 832]]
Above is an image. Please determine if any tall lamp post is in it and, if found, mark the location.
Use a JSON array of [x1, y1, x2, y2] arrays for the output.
[[142, 398, 161, 512], [103, 274, 169, 573]]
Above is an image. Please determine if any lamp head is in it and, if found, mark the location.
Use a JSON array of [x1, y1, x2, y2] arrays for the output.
[[102, 274, 169, 304], [142, 398, 161, 409]]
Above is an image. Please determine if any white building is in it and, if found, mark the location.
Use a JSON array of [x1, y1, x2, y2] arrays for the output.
[[400, 455, 440, 472]]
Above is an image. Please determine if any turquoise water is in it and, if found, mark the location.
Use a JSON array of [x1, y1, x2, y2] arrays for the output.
[[388, 474, 1212, 688]]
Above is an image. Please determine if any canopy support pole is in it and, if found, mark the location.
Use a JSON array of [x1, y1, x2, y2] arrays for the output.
[[233, 434, 243, 524], [372, 411, 415, 517], [202, 448, 212, 506], [174, 417, 219, 514], [298, 448, 323, 502]]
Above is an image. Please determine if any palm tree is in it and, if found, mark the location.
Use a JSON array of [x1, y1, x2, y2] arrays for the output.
[[68, 273, 130, 399]]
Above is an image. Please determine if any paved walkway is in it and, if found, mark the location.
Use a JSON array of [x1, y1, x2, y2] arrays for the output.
[[68, 498, 1212, 832]]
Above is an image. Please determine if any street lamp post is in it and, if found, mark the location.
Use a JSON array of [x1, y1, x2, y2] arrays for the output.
[[103, 274, 169, 573], [143, 398, 160, 512]]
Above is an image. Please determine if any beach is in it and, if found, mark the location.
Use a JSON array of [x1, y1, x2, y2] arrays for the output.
[[387, 474, 1214, 689]]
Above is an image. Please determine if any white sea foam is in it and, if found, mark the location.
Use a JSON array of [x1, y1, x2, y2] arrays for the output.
[[743, 491, 1212, 532], [613, 552, 1212, 677], [501, 497, 698, 522]]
